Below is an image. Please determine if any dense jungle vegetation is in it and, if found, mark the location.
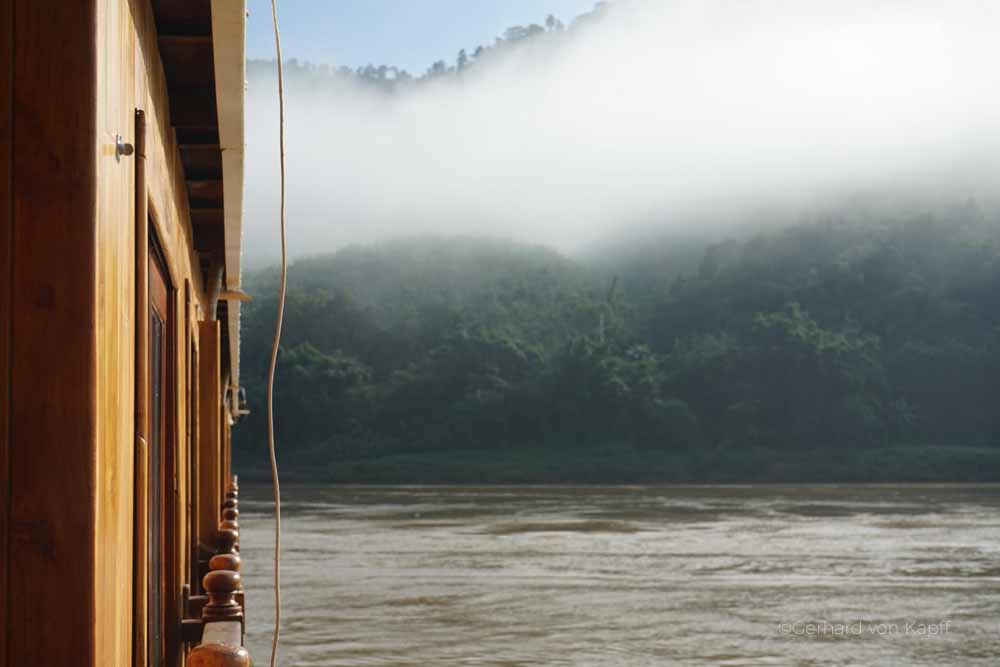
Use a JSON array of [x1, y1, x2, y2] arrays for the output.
[[234, 205, 1000, 482], [237, 3, 1000, 481]]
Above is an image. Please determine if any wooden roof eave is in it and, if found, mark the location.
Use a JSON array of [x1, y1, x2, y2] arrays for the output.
[[153, 0, 246, 413], [210, 0, 246, 401]]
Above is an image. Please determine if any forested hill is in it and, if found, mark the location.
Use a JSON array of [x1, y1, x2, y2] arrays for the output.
[[234, 212, 1000, 482], [247, 3, 607, 91]]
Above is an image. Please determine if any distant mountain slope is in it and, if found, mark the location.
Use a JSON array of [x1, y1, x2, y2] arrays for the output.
[[235, 215, 1000, 482], [242, 238, 598, 378], [246, 2, 610, 91]]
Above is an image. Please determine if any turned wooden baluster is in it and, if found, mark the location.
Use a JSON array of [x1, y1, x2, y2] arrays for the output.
[[201, 570, 243, 622], [184, 478, 248, 652], [210, 525, 241, 573], [215, 526, 239, 561], [196, 496, 239, 585], [224, 477, 238, 510], [220, 486, 240, 551], [184, 526, 243, 641], [187, 641, 250, 667], [187, 569, 250, 667], [215, 515, 245, 630], [218, 515, 239, 533], [221, 497, 239, 545], [218, 479, 241, 585], [213, 479, 244, 621]]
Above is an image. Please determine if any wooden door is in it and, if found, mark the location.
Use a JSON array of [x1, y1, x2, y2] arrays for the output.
[[147, 245, 171, 666]]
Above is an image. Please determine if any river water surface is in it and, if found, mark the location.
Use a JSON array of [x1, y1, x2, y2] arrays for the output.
[[239, 484, 1000, 666]]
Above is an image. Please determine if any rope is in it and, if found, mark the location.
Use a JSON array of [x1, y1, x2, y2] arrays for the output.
[[267, 1, 287, 666]]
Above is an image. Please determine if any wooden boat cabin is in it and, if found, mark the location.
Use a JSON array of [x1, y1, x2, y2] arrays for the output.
[[1, 1, 255, 665]]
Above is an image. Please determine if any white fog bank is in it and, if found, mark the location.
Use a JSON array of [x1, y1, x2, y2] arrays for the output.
[[243, 0, 1000, 264]]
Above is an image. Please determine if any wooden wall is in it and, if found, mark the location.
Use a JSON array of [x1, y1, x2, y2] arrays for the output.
[[7, 1, 100, 666], [0, 0, 12, 665], [198, 322, 222, 548], [1, 1, 226, 666], [94, 1, 215, 665], [94, 2, 138, 663]]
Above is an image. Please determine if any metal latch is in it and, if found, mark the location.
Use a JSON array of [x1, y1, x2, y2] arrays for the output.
[[115, 134, 134, 162]]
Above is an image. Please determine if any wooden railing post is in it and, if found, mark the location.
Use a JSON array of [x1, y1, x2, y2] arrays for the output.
[[209, 527, 240, 573], [183, 466, 250, 664], [201, 570, 242, 623], [187, 640, 250, 667], [184, 476, 246, 647], [215, 481, 245, 626], [186, 569, 249, 667], [216, 526, 239, 555], [199, 488, 240, 582]]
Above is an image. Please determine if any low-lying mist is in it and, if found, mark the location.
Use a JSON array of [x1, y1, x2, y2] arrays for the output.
[[243, 0, 1000, 267]]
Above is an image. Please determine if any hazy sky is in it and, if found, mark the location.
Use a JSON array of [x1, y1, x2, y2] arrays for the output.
[[246, 0, 598, 72], [243, 0, 1000, 267]]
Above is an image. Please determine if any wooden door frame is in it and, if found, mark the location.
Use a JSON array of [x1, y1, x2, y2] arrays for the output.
[[133, 108, 149, 667]]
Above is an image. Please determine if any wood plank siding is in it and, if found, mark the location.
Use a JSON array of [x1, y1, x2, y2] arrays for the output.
[[0, 1, 245, 665], [8, 2, 100, 667], [0, 0, 12, 664], [198, 321, 223, 551]]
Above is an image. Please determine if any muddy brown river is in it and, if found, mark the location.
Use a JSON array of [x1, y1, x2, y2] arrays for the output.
[[239, 484, 1000, 666]]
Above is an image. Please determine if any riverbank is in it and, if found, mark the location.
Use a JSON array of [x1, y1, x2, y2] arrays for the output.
[[236, 444, 1000, 484]]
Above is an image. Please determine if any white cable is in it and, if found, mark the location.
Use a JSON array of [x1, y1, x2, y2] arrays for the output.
[[267, 1, 287, 666]]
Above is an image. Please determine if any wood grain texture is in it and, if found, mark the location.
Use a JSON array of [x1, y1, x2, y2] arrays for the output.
[[95, 1, 220, 664], [0, 0, 11, 664], [5, 0, 236, 663], [190, 336, 202, 591], [101, 1, 220, 663], [132, 106, 149, 667], [9, 2, 99, 666], [186, 282, 201, 593], [136, 0, 208, 303], [150, 248, 183, 667], [95, 2, 139, 664], [132, 434, 149, 667], [198, 321, 222, 553], [223, 417, 232, 505]]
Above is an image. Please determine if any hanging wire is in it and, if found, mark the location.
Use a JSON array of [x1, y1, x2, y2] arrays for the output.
[[267, 1, 288, 666]]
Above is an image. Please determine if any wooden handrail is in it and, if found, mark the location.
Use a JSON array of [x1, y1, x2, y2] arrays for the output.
[[187, 622, 249, 667]]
